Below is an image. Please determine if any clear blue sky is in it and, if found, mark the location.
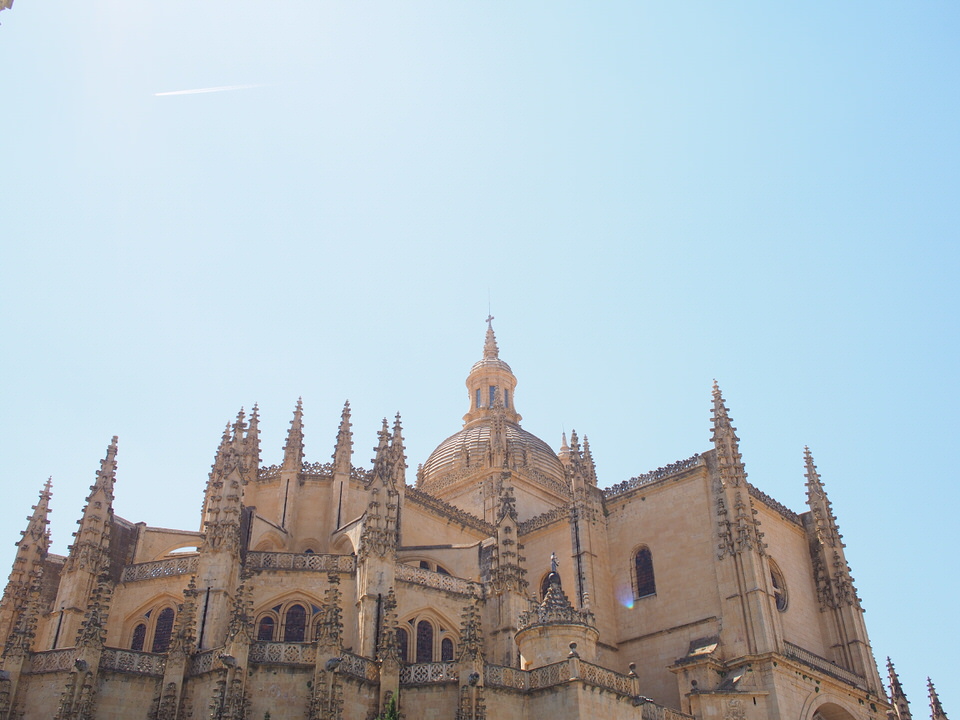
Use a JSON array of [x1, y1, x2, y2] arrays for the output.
[[2, 2, 957, 712]]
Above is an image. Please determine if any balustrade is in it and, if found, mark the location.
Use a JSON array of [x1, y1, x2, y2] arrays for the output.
[[99, 648, 165, 676], [120, 555, 198, 583], [245, 552, 356, 573], [395, 563, 481, 597], [784, 642, 867, 689], [400, 661, 457, 685], [338, 651, 379, 682], [249, 641, 316, 665], [483, 664, 529, 690], [30, 648, 75, 673]]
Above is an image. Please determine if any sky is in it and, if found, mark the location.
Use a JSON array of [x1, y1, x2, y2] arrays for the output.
[[1, 1, 957, 712]]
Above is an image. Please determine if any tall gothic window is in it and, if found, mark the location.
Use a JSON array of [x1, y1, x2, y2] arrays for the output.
[[415, 620, 433, 662], [257, 616, 275, 641], [770, 561, 788, 612], [476, 389, 481, 409], [284, 604, 307, 642], [131, 623, 147, 652], [634, 547, 656, 598], [489, 386, 496, 407], [441, 637, 454, 661], [397, 627, 409, 662], [152, 608, 175, 653], [504, 389, 510, 409]]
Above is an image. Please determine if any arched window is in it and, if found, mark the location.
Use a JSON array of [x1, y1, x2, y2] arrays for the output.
[[504, 389, 510, 409], [770, 561, 788, 612], [441, 637, 454, 661], [131, 623, 147, 652], [284, 604, 307, 642], [257, 616, 275, 641], [634, 547, 656, 598], [397, 627, 409, 662], [152, 608, 175, 653], [415, 620, 433, 662]]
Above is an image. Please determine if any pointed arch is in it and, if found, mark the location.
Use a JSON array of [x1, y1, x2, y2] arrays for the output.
[[631, 545, 656, 599], [123, 593, 181, 655], [398, 609, 459, 663]]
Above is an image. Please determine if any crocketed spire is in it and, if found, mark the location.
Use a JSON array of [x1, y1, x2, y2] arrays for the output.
[[887, 657, 913, 720], [929, 678, 948, 720]]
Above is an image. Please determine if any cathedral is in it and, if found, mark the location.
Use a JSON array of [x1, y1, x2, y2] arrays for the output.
[[0, 320, 946, 720]]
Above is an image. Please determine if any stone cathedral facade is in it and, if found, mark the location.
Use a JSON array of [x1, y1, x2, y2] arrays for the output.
[[0, 321, 946, 720]]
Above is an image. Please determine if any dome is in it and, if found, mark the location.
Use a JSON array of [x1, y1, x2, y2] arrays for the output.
[[419, 420, 566, 492], [418, 318, 568, 496]]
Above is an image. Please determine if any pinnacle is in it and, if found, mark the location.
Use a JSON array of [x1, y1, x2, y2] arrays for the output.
[[483, 315, 500, 360]]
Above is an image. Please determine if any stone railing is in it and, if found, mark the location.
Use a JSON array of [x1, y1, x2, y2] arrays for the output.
[[578, 661, 633, 695], [121, 555, 199, 583], [604, 454, 703, 499], [302, 461, 335, 480], [339, 651, 379, 682], [395, 563, 482, 598], [187, 648, 223, 676], [481, 660, 692, 718], [784, 642, 867, 689], [641, 706, 696, 720], [258, 464, 282, 482], [249, 641, 316, 666], [518, 506, 569, 535], [529, 661, 569, 689], [749, 485, 802, 525], [245, 552, 356, 573], [484, 664, 529, 690], [100, 648, 166, 676], [30, 648, 76, 673], [528, 468, 573, 500], [405, 487, 496, 536], [400, 661, 458, 685]]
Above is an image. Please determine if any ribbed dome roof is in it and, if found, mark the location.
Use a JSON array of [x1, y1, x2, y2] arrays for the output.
[[419, 421, 566, 491]]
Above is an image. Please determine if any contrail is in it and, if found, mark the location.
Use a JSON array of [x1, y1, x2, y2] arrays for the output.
[[154, 84, 261, 97]]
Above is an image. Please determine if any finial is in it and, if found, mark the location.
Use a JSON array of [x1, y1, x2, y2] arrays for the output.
[[483, 316, 500, 359], [550, 552, 558, 573]]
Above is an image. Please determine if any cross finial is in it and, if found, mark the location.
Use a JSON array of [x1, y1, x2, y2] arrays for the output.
[[486, 314, 494, 328]]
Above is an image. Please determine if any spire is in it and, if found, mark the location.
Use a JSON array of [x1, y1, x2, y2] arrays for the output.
[[246, 403, 261, 469], [390, 413, 406, 484], [484, 314, 499, 359], [711, 381, 747, 488], [805, 446, 857, 608], [0, 479, 53, 648], [200, 413, 246, 555], [332, 400, 353, 472], [558, 432, 571, 466], [371, 418, 391, 480], [804, 446, 841, 547], [929, 678, 948, 720], [887, 657, 913, 720], [582, 436, 597, 486], [283, 398, 305, 470], [65, 437, 118, 574]]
